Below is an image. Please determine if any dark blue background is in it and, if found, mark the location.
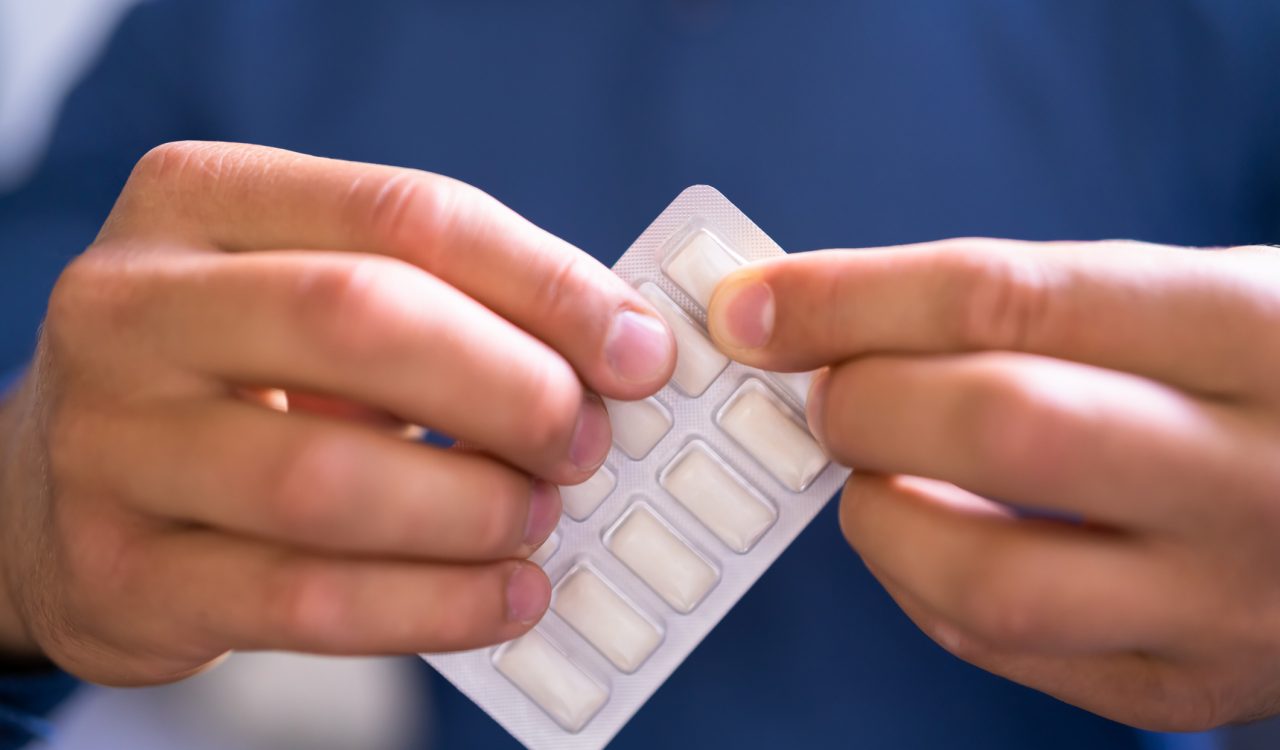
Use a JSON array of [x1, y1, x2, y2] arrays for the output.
[[3, 2, 1277, 748]]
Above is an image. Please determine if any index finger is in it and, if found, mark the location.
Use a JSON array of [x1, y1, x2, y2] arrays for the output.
[[706, 239, 1275, 397], [102, 141, 675, 399]]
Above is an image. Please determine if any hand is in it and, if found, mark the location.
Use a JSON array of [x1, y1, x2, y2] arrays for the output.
[[0, 142, 674, 684], [708, 239, 1280, 731]]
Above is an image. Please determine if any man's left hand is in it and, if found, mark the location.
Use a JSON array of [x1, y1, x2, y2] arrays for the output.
[[708, 239, 1280, 731]]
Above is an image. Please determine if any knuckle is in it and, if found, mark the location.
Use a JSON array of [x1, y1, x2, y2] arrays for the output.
[[44, 401, 89, 483], [46, 243, 182, 366], [1168, 701, 1224, 734], [955, 571, 1043, 646], [359, 170, 465, 258], [1184, 679, 1235, 732], [46, 256, 95, 331], [1225, 680, 1278, 728], [130, 141, 207, 187], [293, 258, 411, 364], [266, 433, 351, 539], [127, 141, 257, 205], [120, 141, 284, 244], [517, 357, 582, 454], [130, 141, 260, 188], [269, 561, 347, 647], [66, 526, 133, 602], [1137, 677, 1229, 733], [469, 472, 530, 556], [963, 368, 1061, 477], [43, 400, 112, 492], [944, 541, 1046, 647], [928, 622, 984, 663], [51, 506, 145, 628], [948, 247, 1054, 351], [526, 250, 594, 328], [46, 253, 120, 356]]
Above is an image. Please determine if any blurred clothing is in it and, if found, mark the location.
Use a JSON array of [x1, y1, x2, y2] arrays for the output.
[[0, 669, 77, 747], [2, 1, 1278, 748], [0, 0, 142, 188], [30, 654, 427, 750]]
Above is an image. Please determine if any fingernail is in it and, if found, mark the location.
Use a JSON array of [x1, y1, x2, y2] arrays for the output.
[[604, 310, 673, 383], [569, 394, 611, 472], [805, 368, 830, 446], [506, 564, 551, 624], [712, 278, 774, 349], [523, 481, 561, 547]]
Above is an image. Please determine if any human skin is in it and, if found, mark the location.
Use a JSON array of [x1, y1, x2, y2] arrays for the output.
[[708, 239, 1280, 731], [0, 141, 675, 685]]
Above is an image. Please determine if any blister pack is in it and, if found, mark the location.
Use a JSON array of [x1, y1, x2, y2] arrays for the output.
[[423, 185, 852, 749]]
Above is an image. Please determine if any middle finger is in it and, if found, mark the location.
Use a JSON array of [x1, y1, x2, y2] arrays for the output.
[[110, 249, 612, 484], [811, 351, 1260, 526]]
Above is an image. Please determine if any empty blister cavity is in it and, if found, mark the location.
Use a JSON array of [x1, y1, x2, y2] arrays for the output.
[[638, 282, 729, 397], [603, 397, 672, 460], [717, 379, 829, 492], [529, 531, 560, 567], [561, 466, 616, 521], [554, 566, 662, 673], [661, 229, 744, 309], [605, 504, 718, 613], [493, 630, 608, 733], [660, 442, 777, 553]]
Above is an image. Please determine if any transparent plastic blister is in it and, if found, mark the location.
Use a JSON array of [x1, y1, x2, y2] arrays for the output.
[[423, 185, 853, 750]]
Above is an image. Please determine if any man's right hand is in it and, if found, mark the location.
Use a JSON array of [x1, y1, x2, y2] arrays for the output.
[[0, 141, 675, 685]]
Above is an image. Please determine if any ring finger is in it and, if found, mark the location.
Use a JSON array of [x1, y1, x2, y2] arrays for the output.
[[840, 474, 1188, 654], [81, 397, 562, 562]]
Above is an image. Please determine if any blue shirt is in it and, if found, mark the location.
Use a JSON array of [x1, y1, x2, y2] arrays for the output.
[[2, 1, 1277, 747]]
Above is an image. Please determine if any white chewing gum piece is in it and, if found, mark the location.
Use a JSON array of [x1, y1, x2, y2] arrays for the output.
[[554, 567, 662, 673], [493, 630, 608, 733], [606, 505, 717, 613], [660, 442, 776, 553], [661, 230, 744, 310], [602, 397, 672, 460], [560, 466, 616, 521], [528, 531, 560, 567], [717, 380, 829, 492], [638, 282, 729, 397]]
